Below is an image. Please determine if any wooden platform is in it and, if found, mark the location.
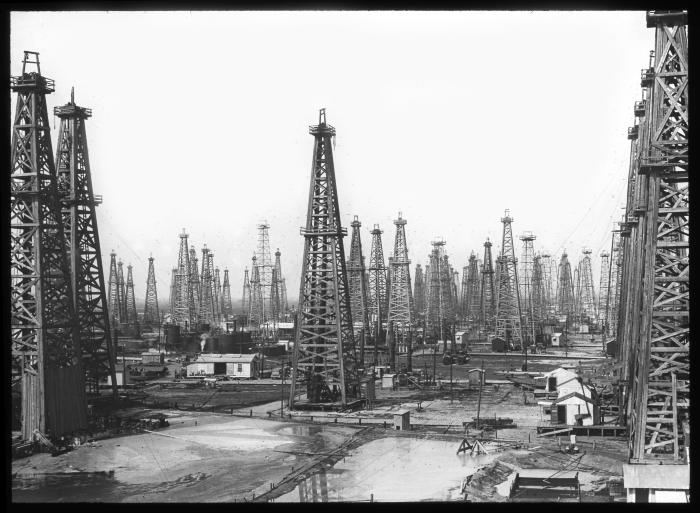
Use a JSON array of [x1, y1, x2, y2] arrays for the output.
[[537, 424, 627, 437], [292, 398, 364, 412]]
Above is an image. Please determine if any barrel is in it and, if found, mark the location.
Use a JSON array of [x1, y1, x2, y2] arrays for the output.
[[164, 324, 181, 349], [219, 334, 236, 353]]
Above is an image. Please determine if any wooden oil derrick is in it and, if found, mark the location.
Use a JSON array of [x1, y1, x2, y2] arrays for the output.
[[54, 87, 117, 397], [531, 254, 545, 335], [426, 239, 451, 346], [540, 252, 555, 320], [346, 216, 371, 365], [248, 256, 264, 329], [495, 211, 523, 348], [168, 268, 176, 319], [270, 266, 281, 323], [273, 249, 289, 317], [199, 245, 215, 327], [256, 222, 274, 321], [241, 267, 251, 320], [117, 260, 127, 322], [221, 268, 233, 320], [459, 263, 469, 321], [413, 264, 425, 323], [519, 232, 537, 346], [627, 10, 688, 463], [597, 251, 610, 334], [107, 251, 122, 327], [289, 109, 358, 407], [188, 247, 200, 329], [143, 256, 160, 328], [465, 253, 482, 330], [556, 252, 575, 319], [605, 230, 623, 341], [173, 230, 193, 330], [368, 224, 388, 344], [213, 265, 222, 324], [11, 51, 87, 439], [387, 212, 414, 369], [125, 264, 139, 335], [578, 249, 597, 325], [479, 239, 496, 334]]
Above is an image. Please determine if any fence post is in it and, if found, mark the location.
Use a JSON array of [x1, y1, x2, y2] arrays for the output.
[[250, 409, 252, 417]]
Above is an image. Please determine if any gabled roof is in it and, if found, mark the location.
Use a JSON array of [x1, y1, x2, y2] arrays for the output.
[[195, 353, 259, 363], [623, 464, 689, 490], [554, 391, 596, 405]]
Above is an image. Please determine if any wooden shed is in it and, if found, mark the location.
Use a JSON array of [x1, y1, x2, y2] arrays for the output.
[[393, 410, 410, 431]]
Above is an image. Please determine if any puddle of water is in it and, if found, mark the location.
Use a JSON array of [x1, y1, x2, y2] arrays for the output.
[[277, 425, 324, 437], [276, 437, 495, 502]]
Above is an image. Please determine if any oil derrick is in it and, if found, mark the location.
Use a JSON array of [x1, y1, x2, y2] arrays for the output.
[[464, 253, 481, 327], [556, 252, 576, 319], [597, 252, 610, 333], [125, 264, 138, 333], [188, 247, 200, 328], [387, 213, 414, 367], [413, 264, 425, 321], [270, 266, 281, 322], [519, 232, 536, 346], [578, 249, 597, 324], [10, 51, 87, 438], [626, 11, 688, 463], [495, 211, 524, 348], [531, 254, 545, 332], [425, 239, 449, 345], [248, 256, 263, 328], [442, 254, 457, 328], [107, 251, 122, 327], [540, 252, 554, 320], [450, 266, 459, 320], [168, 268, 176, 319], [289, 109, 358, 407], [605, 231, 622, 340], [143, 256, 160, 328], [221, 269, 233, 320], [213, 264, 222, 324], [274, 249, 289, 316], [346, 216, 371, 364], [241, 267, 251, 319], [199, 246, 215, 327], [256, 222, 274, 321], [117, 260, 127, 322], [479, 239, 496, 333], [54, 87, 117, 397], [459, 264, 469, 320], [173, 230, 193, 330], [368, 224, 388, 342]]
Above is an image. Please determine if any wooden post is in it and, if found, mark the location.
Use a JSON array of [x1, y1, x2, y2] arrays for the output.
[[672, 372, 679, 459], [475, 360, 484, 429]]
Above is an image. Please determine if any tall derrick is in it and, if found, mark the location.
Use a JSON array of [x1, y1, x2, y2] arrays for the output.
[[168, 268, 176, 319], [556, 252, 575, 318], [188, 247, 200, 329], [117, 260, 127, 322], [573, 265, 581, 322], [107, 251, 122, 327], [173, 230, 193, 330], [479, 239, 496, 333], [519, 232, 536, 346], [125, 264, 138, 331], [598, 251, 610, 333], [199, 245, 215, 327], [256, 222, 274, 321], [54, 87, 117, 396], [627, 11, 688, 463], [241, 267, 251, 319], [10, 51, 87, 438], [346, 216, 371, 364], [495, 211, 523, 348], [248, 256, 264, 328], [425, 239, 450, 345], [606, 231, 623, 340], [459, 264, 469, 321], [208, 252, 220, 325], [531, 254, 545, 332], [413, 264, 425, 321], [273, 249, 288, 317], [143, 256, 160, 328], [270, 266, 281, 323], [368, 224, 388, 341], [464, 252, 481, 326], [221, 269, 233, 320], [213, 263, 222, 324], [387, 213, 413, 331], [289, 109, 358, 407], [578, 249, 597, 324], [540, 252, 554, 320]]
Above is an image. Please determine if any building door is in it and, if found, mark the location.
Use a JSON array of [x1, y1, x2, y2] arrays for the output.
[[214, 362, 226, 375], [548, 377, 557, 391], [557, 406, 567, 425]]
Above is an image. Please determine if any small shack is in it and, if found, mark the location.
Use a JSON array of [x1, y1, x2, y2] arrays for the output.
[[551, 332, 562, 347], [187, 353, 260, 379], [543, 367, 581, 395], [550, 391, 600, 426], [467, 368, 485, 387], [381, 373, 397, 389], [393, 410, 410, 431], [623, 463, 689, 503]]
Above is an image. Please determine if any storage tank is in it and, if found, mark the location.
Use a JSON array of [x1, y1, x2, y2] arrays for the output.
[[219, 333, 236, 353], [164, 324, 181, 349], [204, 336, 219, 353], [182, 334, 199, 354]]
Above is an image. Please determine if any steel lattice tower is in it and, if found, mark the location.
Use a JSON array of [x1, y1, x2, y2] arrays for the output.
[[413, 264, 425, 320], [597, 251, 610, 333], [368, 224, 388, 341], [289, 109, 358, 407], [479, 239, 496, 333], [125, 264, 138, 329], [626, 11, 689, 463], [108, 251, 122, 327], [519, 232, 536, 346], [117, 260, 127, 322], [143, 256, 160, 328], [10, 51, 87, 438], [188, 247, 200, 329], [173, 230, 193, 330], [578, 249, 597, 324], [248, 256, 264, 328], [346, 216, 371, 364], [199, 246, 215, 327], [256, 222, 274, 322], [387, 213, 413, 332], [241, 267, 251, 318], [495, 211, 523, 347], [556, 252, 576, 318], [221, 269, 233, 320], [54, 88, 117, 397]]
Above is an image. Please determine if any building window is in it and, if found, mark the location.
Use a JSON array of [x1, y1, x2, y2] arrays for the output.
[[237, 364, 243, 373]]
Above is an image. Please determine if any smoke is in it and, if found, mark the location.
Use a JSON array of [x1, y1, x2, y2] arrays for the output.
[[200, 333, 208, 352]]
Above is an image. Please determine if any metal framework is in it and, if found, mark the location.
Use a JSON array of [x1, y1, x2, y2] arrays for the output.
[[531, 254, 545, 332], [188, 247, 200, 328], [274, 249, 289, 315], [221, 268, 233, 320], [198, 246, 215, 327], [425, 239, 450, 345], [173, 230, 193, 330], [256, 222, 274, 321], [289, 109, 358, 407], [626, 11, 689, 463], [53, 88, 117, 396], [519, 232, 536, 346], [495, 212, 523, 347], [143, 256, 160, 328], [168, 268, 176, 319], [578, 249, 597, 324], [464, 253, 481, 326], [368, 224, 388, 340], [346, 216, 371, 364], [387, 213, 413, 332], [11, 51, 87, 439], [540, 252, 555, 319], [479, 239, 496, 333], [213, 264, 222, 324]]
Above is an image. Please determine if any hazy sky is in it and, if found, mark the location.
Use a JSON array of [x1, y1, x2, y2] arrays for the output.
[[11, 11, 653, 306]]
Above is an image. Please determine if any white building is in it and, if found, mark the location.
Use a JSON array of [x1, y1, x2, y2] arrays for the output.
[[186, 353, 260, 379], [623, 464, 689, 503], [539, 367, 600, 426], [543, 367, 586, 396]]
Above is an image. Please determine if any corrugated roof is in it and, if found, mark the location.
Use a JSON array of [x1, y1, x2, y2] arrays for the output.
[[623, 464, 689, 490]]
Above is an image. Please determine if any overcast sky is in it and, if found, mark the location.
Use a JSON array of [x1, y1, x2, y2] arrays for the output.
[[11, 11, 653, 306]]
